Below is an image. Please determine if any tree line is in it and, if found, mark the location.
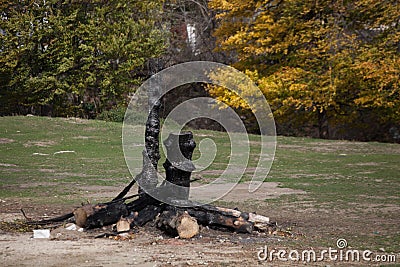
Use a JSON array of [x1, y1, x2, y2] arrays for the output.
[[1, 0, 399, 142], [208, 0, 399, 142], [0, 0, 167, 117]]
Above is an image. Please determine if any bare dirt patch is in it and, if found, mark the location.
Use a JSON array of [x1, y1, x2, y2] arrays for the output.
[[1, 193, 399, 266], [2, 200, 391, 267], [23, 140, 57, 148], [72, 135, 90, 139], [76, 182, 305, 203], [0, 138, 14, 144], [191, 182, 305, 202], [0, 163, 17, 167], [0, 228, 281, 267], [0, 182, 309, 266], [61, 117, 90, 124]]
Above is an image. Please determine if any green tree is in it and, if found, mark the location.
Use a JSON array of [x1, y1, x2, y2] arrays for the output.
[[0, 0, 166, 117], [209, 0, 399, 140]]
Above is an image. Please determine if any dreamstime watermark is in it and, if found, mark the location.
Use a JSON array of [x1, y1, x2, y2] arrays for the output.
[[122, 61, 276, 206], [257, 238, 397, 263]]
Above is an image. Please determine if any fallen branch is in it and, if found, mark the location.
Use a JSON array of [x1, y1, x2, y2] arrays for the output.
[[22, 209, 74, 226]]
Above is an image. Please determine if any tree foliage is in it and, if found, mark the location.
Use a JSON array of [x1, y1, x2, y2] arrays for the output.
[[209, 0, 400, 140], [0, 0, 166, 117]]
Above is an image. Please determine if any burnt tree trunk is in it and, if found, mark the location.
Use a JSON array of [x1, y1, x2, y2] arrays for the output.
[[112, 92, 161, 202], [28, 86, 274, 236], [162, 132, 196, 200], [138, 98, 161, 199]]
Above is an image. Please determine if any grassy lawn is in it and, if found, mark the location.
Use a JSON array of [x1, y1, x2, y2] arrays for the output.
[[1, 116, 399, 255], [0, 116, 130, 204]]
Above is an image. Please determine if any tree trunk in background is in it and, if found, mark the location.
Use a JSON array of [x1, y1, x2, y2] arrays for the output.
[[318, 110, 329, 139]]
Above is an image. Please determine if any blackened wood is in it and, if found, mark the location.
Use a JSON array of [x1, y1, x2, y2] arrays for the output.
[[156, 206, 199, 238], [25, 211, 74, 225], [112, 177, 137, 201], [162, 132, 196, 200], [168, 200, 255, 233], [113, 99, 161, 201], [185, 208, 253, 233], [126, 193, 158, 212], [138, 99, 162, 199], [75, 201, 128, 229], [132, 204, 164, 227]]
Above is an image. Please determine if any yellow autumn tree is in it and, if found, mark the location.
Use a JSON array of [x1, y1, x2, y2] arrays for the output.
[[209, 0, 399, 141]]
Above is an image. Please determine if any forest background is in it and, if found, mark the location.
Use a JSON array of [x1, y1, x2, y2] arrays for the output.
[[1, 0, 399, 142]]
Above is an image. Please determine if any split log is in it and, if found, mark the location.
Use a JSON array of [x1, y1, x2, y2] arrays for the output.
[[116, 217, 132, 233], [156, 207, 199, 239], [248, 213, 271, 231]]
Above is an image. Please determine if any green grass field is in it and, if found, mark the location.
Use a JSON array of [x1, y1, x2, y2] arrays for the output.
[[1, 116, 399, 254]]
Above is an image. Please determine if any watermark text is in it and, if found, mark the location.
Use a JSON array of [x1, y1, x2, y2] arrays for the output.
[[257, 239, 397, 263]]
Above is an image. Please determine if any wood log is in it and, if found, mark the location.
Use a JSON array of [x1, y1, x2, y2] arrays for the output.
[[116, 217, 132, 233], [156, 207, 199, 239], [248, 213, 270, 231], [168, 200, 270, 234], [73, 205, 93, 228], [185, 208, 253, 233], [73, 201, 128, 229], [132, 204, 164, 227]]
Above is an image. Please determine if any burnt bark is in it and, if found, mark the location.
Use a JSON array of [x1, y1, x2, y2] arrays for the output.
[[73, 201, 128, 229], [138, 99, 161, 200], [162, 132, 196, 200], [156, 206, 199, 238]]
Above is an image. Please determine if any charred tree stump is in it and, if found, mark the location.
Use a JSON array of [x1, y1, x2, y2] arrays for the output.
[[138, 99, 161, 200], [27, 87, 275, 238], [162, 132, 196, 200]]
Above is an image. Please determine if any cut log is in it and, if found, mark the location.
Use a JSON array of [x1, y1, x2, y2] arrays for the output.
[[116, 217, 131, 233], [156, 207, 199, 239], [177, 213, 199, 239], [73, 201, 128, 229], [167, 200, 271, 234], [185, 208, 253, 233], [73, 205, 91, 228], [248, 213, 270, 231]]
